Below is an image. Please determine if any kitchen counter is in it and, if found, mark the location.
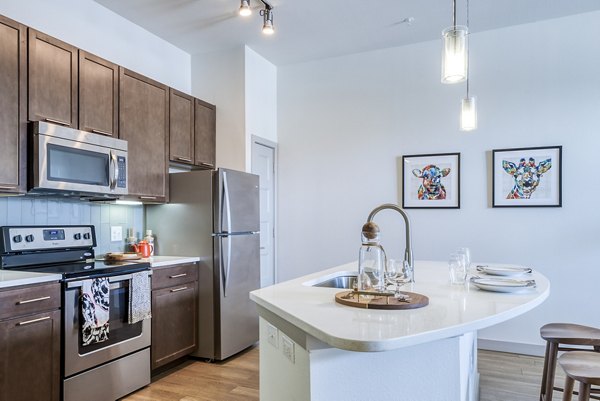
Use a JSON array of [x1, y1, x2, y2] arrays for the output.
[[147, 256, 200, 268], [0, 270, 62, 289], [250, 260, 550, 401]]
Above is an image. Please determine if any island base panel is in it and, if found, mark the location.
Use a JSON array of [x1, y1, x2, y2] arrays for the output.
[[258, 317, 479, 401]]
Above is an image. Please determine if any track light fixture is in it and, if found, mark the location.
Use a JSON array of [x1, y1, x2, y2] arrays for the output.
[[237, 0, 274, 35], [260, 6, 274, 35], [239, 0, 252, 17]]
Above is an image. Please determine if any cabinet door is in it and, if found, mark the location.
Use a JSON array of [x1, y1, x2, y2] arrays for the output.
[[0, 309, 61, 401], [169, 89, 194, 165], [119, 68, 169, 203], [151, 283, 197, 369], [28, 29, 78, 127], [194, 99, 216, 169], [79, 50, 118, 137], [0, 16, 26, 194]]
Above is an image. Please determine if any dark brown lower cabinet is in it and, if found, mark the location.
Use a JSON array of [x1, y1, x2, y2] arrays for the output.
[[151, 263, 198, 370], [0, 309, 61, 401]]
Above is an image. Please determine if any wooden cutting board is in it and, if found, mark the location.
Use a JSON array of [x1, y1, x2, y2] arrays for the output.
[[335, 290, 429, 310], [104, 252, 142, 261]]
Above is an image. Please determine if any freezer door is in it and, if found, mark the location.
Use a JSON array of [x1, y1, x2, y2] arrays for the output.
[[214, 233, 260, 360], [214, 169, 260, 234]]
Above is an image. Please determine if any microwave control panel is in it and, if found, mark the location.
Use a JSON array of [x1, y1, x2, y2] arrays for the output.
[[117, 156, 127, 188]]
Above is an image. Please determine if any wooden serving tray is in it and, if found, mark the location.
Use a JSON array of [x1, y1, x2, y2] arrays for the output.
[[104, 252, 142, 261], [335, 290, 429, 310]]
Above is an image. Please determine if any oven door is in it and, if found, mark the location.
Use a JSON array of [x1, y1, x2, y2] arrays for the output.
[[64, 271, 151, 377], [32, 124, 128, 196]]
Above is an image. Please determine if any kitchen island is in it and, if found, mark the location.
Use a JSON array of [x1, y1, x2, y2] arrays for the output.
[[250, 260, 549, 401]]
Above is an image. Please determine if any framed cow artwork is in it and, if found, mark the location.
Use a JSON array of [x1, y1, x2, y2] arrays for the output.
[[402, 152, 460, 209], [492, 146, 562, 207]]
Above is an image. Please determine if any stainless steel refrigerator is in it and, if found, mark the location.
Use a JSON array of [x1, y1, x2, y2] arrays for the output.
[[146, 168, 260, 360]]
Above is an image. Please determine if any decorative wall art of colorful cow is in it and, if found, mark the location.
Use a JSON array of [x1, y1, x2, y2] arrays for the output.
[[412, 165, 451, 200], [502, 157, 551, 199]]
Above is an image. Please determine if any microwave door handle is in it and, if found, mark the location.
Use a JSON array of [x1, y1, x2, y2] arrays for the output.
[[109, 151, 117, 190]]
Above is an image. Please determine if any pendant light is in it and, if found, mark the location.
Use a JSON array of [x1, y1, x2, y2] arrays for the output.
[[460, 0, 477, 131], [441, 0, 468, 84]]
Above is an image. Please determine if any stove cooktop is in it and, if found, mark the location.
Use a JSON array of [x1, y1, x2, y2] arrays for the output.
[[21, 259, 150, 280]]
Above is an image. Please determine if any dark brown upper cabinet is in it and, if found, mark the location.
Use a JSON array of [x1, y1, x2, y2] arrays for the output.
[[79, 51, 118, 137], [194, 99, 216, 169], [0, 16, 26, 194], [28, 29, 78, 128], [169, 89, 194, 165], [119, 68, 169, 203]]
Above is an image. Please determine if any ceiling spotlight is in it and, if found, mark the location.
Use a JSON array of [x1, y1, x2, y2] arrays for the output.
[[239, 0, 252, 17], [260, 7, 274, 35]]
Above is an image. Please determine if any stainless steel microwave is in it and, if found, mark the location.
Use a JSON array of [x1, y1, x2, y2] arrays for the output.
[[30, 122, 128, 197]]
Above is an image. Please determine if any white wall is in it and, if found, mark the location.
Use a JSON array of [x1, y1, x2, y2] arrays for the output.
[[192, 47, 246, 171], [0, 0, 191, 92], [277, 11, 600, 350], [245, 46, 278, 146]]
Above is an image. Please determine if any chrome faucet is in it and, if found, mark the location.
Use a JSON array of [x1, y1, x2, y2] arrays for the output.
[[366, 203, 414, 281]]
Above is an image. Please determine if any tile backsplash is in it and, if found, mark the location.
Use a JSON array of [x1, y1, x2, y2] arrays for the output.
[[0, 197, 143, 256]]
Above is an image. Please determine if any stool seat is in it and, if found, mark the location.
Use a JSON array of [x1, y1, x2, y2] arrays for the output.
[[541, 324, 600, 346], [559, 352, 600, 387], [540, 324, 600, 401], [558, 352, 600, 401]]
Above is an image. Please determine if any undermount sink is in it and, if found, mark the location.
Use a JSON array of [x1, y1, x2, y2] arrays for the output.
[[312, 274, 357, 289]]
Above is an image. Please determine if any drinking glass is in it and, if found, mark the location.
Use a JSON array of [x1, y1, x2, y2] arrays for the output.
[[386, 259, 400, 285], [456, 247, 471, 272], [449, 253, 467, 285]]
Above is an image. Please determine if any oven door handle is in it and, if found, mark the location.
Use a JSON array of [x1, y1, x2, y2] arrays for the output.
[[66, 271, 152, 289]]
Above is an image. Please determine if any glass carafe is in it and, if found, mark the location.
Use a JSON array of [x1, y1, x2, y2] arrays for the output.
[[358, 223, 387, 292]]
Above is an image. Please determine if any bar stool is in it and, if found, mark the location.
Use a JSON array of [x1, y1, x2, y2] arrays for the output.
[[540, 323, 600, 401], [558, 351, 600, 401]]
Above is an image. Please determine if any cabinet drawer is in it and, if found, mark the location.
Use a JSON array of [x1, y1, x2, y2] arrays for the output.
[[152, 263, 198, 290], [0, 282, 61, 320]]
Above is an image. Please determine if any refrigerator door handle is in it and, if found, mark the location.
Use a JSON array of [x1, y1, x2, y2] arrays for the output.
[[222, 170, 232, 234], [221, 236, 232, 297]]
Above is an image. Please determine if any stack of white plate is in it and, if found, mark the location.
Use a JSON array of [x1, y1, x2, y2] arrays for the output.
[[470, 265, 535, 293]]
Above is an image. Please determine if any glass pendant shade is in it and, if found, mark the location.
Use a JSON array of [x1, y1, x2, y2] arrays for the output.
[[239, 1, 252, 17], [460, 96, 477, 131], [441, 26, 468, 84]]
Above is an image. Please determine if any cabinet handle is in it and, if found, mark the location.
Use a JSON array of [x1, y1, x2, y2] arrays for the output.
[[170, 286, 188, 293], [175, 156, 192, 163], [17, 316, 51, 326], [44, 117, 70, 126], [199, 162, 214, 168], [0, 185, 17, 190], [169, 273, 187, 278], [91, 128, 113, 136], [17, 296, 51, 305], [139, 196, 157, 200]]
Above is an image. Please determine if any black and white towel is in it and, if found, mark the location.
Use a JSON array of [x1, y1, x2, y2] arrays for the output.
[[81, 277, 110, 345], [129, 271, 152, 324]]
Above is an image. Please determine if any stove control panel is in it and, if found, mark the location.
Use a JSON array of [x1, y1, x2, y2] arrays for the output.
[[0, 226, 96, 253]]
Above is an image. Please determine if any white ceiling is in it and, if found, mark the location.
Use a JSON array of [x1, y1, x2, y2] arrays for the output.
[[94, 0, 600, 65]]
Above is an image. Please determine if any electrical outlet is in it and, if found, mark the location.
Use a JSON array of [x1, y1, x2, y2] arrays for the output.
[[110, 226, 123, 242], [281, 334, 295, 364], [267, 323, 278, 348]]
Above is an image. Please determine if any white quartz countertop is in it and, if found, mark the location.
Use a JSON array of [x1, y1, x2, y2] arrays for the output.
[[0, 270, 62, 289], [148, 256, 200, 268], [250, 260, 550, 352]]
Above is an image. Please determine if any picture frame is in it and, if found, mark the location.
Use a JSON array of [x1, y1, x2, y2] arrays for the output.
[[402, 152, 460, 209], [492, 146, 562, 207]]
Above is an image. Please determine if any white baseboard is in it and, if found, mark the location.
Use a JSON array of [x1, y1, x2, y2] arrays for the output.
[[477, 338, 546, 357]]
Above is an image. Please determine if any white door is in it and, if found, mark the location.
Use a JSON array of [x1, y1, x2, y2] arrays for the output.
[[251, 137, 276, 287]]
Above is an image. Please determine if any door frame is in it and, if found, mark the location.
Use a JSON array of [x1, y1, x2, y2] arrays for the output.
[[251, 135, 278, 284]]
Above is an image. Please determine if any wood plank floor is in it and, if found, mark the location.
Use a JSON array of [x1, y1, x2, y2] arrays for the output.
[[123, 348, 567, 401]]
